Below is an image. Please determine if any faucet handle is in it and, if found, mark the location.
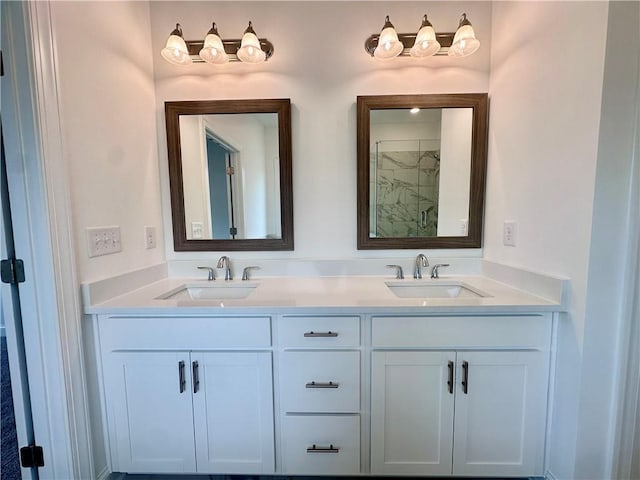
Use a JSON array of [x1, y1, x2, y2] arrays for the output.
[[430, 263, 450, 279], [386, 264, 404, 280], [242, 266, 260, 281], [197, 266, 215, 281]]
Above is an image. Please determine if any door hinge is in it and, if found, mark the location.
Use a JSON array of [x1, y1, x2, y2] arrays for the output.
[[226, 166, 235, 175], [1, 259, 25, 284], [20, 445, 45, 468]]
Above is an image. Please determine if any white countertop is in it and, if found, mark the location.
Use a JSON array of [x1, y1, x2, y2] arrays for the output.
[[84, 274, 564, 316]]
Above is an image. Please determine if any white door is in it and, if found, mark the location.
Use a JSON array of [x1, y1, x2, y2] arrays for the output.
[[371, 351, 455, 475], [192, 351, 274, 473], [106, 351, 196, 473], [452, 351, 547, 477]]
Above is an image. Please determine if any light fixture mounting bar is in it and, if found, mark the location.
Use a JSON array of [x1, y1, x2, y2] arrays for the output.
[[185, 38, 274, 62], [364, 32, 454, 57]]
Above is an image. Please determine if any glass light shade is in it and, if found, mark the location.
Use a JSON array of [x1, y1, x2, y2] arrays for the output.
[[374, 16, 403, 59], [410, 23, 440, 57], [237, 22, 266, 63], [448, 15, 480, 57], [161, 24, 192, 65], [199, 24, 228, 64]]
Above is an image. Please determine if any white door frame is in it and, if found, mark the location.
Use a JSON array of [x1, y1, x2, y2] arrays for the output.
[[2, 1, 93, 478]]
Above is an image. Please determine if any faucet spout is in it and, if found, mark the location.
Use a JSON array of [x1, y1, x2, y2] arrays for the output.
[[413, 254, 429, 279], [216, 256, 233, 281]]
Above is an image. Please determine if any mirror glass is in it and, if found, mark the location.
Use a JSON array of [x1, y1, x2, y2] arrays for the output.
[[166, 99, 293, 251], [357, 94, 488, 249], [180, 113, 281, 240]]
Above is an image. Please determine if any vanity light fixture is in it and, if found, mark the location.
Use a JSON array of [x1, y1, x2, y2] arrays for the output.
[[199, 22, 229, 64], [448, 13, 480, 57], [161, 23, 192, 65], [365, 13, 480, 59], [373, 16, 404, 59], [236, 22, 267, 63], [409, 15, 440, 57], [161, 21, 274, 65]]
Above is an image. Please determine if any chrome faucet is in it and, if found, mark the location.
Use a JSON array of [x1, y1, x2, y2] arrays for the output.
[[430, 263, 450, 279], [413, 254, 429, 279], [197, 266, 215, 281], [216, 256, 233, 281], [386, 264, 404, 280], [242, 266, 260, 281]]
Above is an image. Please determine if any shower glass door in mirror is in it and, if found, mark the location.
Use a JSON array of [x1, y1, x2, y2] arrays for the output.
[[179, 113, 281, 241], [369, 108, 472, 238]]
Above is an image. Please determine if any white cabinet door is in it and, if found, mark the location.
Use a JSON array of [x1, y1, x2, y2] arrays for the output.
[[371, 351, 455, 475], [106, 351, 196, 473], [452, 351, 547, 477], [192, 351, 275, 474]]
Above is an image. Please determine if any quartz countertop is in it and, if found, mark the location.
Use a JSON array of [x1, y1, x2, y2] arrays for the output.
[[83, 274, 564, 315]]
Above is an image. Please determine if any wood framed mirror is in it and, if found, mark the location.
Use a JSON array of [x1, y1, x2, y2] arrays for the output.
[[165, 98, 293, 251], [357, 93, 488, 249]]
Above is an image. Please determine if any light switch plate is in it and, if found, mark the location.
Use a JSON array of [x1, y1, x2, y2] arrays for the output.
[[144, 226, 156, 249], [503, 221, 516, 246], [191, 222, 204, 239], [86, 226, 121, 258]]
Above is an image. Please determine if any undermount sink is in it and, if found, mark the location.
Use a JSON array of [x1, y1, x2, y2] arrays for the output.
[[385, 280, 488, 299], [157, 282, 258, 301]]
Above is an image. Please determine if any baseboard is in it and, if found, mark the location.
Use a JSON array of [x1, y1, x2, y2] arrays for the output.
[[545, 469, 560, 480], [98, 466, 116, 480], [104, 472, 124, 480]]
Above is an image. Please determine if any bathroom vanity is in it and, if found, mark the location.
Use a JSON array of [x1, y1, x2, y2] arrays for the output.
[[84, 269, 564, 478]]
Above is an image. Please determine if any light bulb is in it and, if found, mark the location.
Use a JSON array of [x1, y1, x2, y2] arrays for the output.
[[374, 16, 403, 59], [410, 15, 440, 57], [161, 23, 192, 65]]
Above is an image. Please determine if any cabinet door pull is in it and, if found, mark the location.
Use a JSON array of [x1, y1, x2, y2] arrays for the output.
[[304, 331, 338, 338], [178, 360, 186, 393], [305, 381, 339, 389], [447, 361, 454, 394], [307, 444, 340, 453], [461, 360, 469, 394], [192, 361, 199, 394]]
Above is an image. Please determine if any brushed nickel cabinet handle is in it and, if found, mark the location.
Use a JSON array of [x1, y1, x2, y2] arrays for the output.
[[304, 331, 338, 338], [178, 361, 186, 393], [307, 444, 340, 453], [462, 360, 469, 394], [305, 381, 339, 389], [447, 361, 454, 395]]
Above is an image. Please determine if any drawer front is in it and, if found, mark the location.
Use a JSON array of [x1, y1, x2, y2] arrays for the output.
[[278, 316, 360, 348], [371, 316, 552, 349], [99, 316, 271, 350], [280, 351, 360, 413], [281, 415, 360, 474]]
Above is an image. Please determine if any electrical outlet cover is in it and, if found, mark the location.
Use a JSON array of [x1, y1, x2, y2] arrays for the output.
[[503, 221, 516, 246], [144, 226, 157, 249]]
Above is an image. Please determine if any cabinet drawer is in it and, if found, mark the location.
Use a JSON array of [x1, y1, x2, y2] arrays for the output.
[[280, 351, 360, 413], [278, 316, 360, 347], [99, 316, 271, 350], [281, 415, 360, 474], [371, 316, 551, 349]]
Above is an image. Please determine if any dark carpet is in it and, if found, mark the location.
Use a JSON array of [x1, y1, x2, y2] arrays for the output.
[[1, 335, 21, 479]]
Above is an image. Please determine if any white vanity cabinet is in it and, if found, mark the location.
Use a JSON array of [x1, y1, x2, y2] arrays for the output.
[[277, 316, 362, 475], [370, 315, 551, 477], [98, 316, 275, 475]]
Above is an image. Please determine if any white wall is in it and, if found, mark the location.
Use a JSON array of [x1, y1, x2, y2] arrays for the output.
[[576, 1, 640, 477], [150, 1, 492, 260], [438, 108, 472, 236], [485, 2, 610, 478], [50, 1, 164, 283], [180, 116, 212, 238]]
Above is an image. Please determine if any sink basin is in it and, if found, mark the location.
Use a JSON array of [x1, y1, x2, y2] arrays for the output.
[[157, 282, 258, 301], [385, 281, 488, 299]]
